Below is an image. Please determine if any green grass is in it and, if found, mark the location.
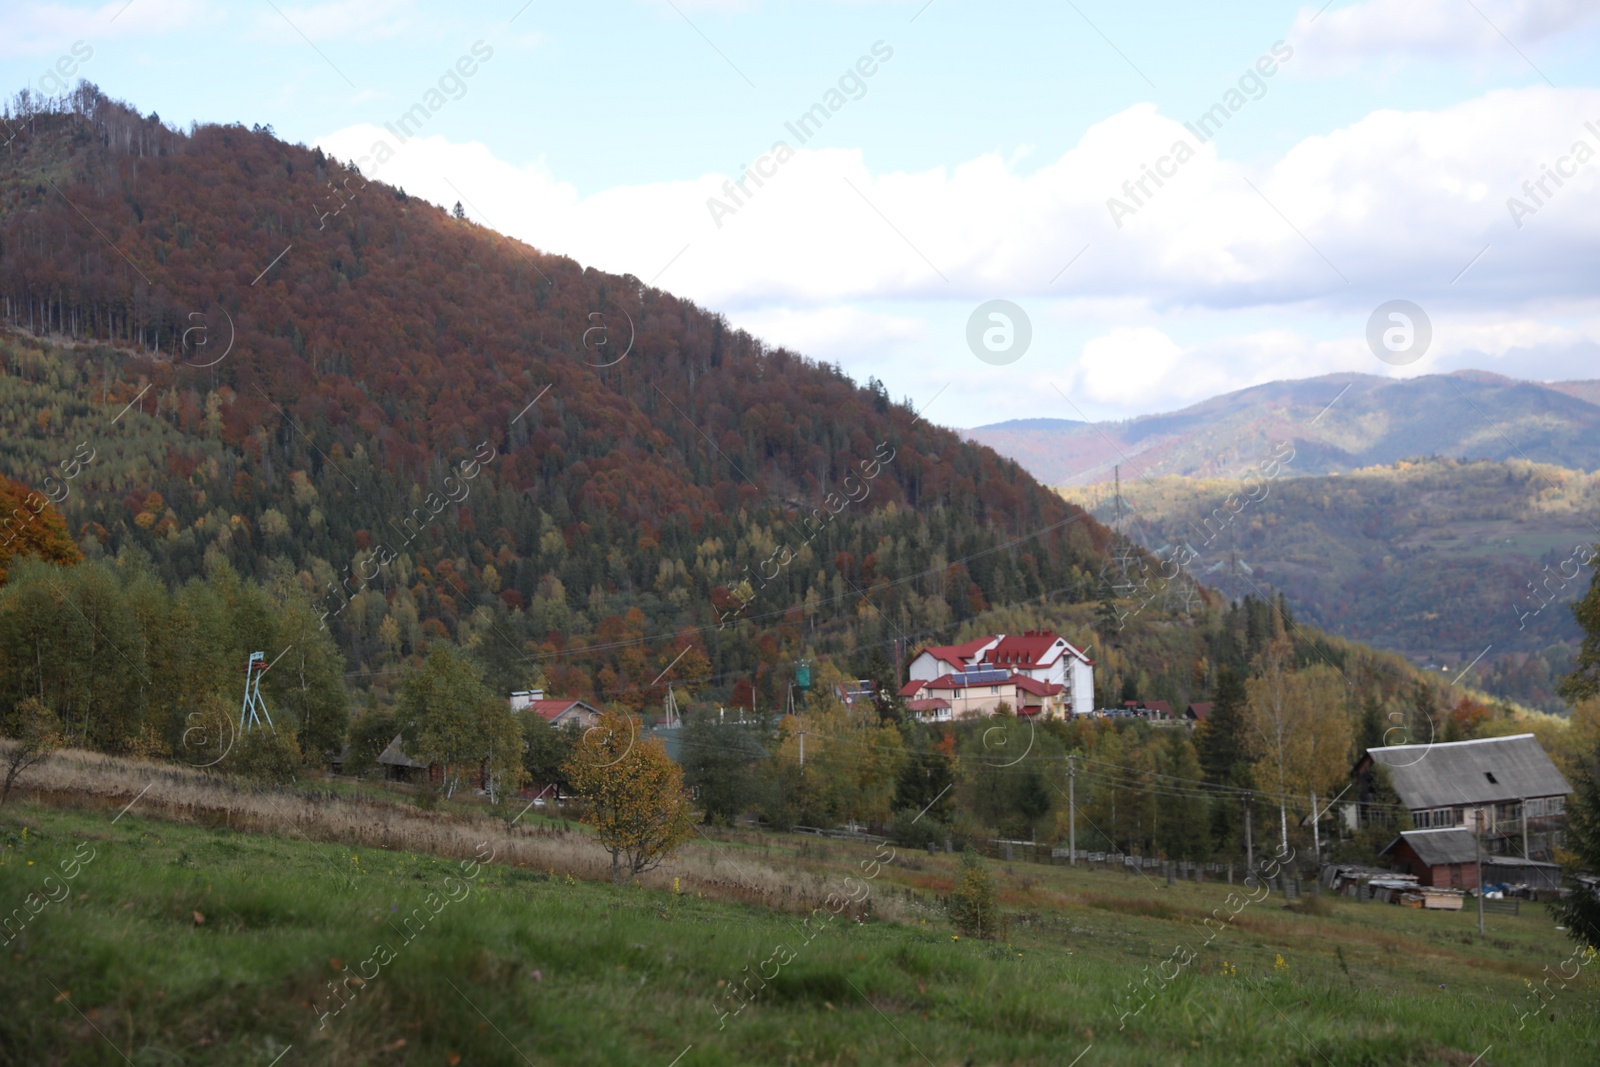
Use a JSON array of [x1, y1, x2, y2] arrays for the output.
[[2, 801, 1598, 1066]]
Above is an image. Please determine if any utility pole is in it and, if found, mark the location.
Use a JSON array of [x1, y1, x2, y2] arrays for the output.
[[1068, 756, 1077, 866], [798, 729, 806, 769], [1310, 789, 1320, 866], [1521, 797, 1530, 859], [1243, 792, 1254, 873], [1476, 808, 1486, 936]]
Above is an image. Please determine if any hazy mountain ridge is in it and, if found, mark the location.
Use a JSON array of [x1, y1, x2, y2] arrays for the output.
[[971, 372, 1600, 486]]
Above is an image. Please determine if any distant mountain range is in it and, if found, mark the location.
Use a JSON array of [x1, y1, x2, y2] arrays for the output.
[[968, 372, 1600, 486]]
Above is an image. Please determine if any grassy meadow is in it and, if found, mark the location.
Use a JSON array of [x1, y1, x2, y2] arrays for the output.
[[2, 757, 1598, 1065]]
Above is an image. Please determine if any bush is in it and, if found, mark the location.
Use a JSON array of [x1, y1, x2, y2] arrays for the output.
[[949, 849, 1004, 940], [224, 726, 302, 785], [345, 712, 397, 776], [890, 806, 944, 850]]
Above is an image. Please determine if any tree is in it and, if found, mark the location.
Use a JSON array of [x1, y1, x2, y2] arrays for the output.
[[452, 200, 466, 219], [399, 644, 522, 799], [0, 476, 80, 586], [680, 710, 768, 824], [1245, 634, 1302, 851], [1, 696, 62, 804], [1288, 665, 1353, 861], [1553, 728, 1600, 950], [346, 709, 398, 776], [1195, 666, 1248, 785], [523, 714, 578, 794], [564, 708, 697, 883], [949, 850, 1003, 939], [1561, 558, 1600, 704]]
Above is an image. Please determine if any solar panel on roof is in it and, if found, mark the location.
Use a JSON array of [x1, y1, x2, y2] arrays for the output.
[[954, 669, 1008, 684]]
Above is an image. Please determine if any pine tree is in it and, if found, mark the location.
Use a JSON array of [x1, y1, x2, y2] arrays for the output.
[[1196, 666, 1248, 785]]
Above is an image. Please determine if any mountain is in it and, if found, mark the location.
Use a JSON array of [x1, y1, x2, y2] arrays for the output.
[[1061, 458, 1599, 713], [968, 372, 1600, 486], [0, 88, 1115, 710], [0, 87, 1538, 738]]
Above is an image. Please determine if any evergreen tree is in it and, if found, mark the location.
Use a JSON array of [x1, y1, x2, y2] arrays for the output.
[[1358, 692, 1385, 755], [1560, 561, 1600, 705], [1196, 666, 1248, 785], [1555, 559, 1600, 948]]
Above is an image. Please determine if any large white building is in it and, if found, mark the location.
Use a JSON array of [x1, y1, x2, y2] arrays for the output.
[[902, 630, 1094, 719]]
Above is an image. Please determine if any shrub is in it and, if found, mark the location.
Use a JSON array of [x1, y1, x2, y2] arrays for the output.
[[949, 849, 1004, 940], [224, 726, 302, 785], [890, 806, 944, 850]]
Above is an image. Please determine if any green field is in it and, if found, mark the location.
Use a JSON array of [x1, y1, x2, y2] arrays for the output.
[[3, 796, 1598, 1066]]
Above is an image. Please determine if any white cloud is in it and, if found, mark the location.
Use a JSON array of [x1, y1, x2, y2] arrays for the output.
[[318, 84, 1600, 422], [320, 87, 1600, 317]]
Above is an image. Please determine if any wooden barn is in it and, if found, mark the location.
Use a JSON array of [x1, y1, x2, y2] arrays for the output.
[[1380, 828, 1481, 889]]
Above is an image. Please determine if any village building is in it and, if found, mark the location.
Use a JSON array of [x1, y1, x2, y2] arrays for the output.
[[1350, 733, 1572, 861], [1379, 828, 1565, 893], [510, 689, 602, 730], [903, 630, 1093, 717]]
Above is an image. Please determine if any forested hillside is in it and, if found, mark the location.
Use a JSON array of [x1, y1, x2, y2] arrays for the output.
[[1063, 458, 1600, 712], [0, 87, 1108, 721]]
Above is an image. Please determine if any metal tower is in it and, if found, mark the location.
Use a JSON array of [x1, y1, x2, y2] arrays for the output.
[[239, 651, 275, 732]]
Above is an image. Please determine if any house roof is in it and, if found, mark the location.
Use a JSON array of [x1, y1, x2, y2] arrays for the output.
[[983, 632, 1063, 669], [899, 680, 926, 698], [914, 637, 997, 670], [1187, 702, 1213, 721], [924, 671, 1014, 692], [1146, 700, 1173, 717], [906, 697, 951, 712], [1363, 734, 1572, 810], [1012, 676, 1064, 697], [1383, 828, 1479, 867], [524, 698, 601, 723], [377, 734, 426, 769]]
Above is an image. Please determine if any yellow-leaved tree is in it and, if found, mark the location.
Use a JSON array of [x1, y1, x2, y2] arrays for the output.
[[564, 708, 697, 884]]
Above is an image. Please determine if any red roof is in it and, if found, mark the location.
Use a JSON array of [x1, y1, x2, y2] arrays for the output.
[[899, 680, 926, 698], [1012, 676, 1064, 697], [1188, 702, 1213, 721], [922, 672, 1061, 696], [906, 698, 951, 711], [527, 699, 597, 723], [923, 673, 1008, 692], [983, 631, 1063, 669], [1147, 700, 1173, 717], [915, 637, 995, 670]]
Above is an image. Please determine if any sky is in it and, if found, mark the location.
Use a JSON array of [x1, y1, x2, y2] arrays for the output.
[[5, 0, 1600, 428]]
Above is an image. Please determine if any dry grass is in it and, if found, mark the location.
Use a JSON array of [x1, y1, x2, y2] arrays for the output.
[[9, 745, 860, 919]]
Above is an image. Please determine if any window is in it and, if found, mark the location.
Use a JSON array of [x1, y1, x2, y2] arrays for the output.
[[1448, 863, 1462, 887], [990, 686, 999, 695], [1485, 772, 1498, 784], [1549, 796, 1565, 815], [1526, 798, 1546, 817]]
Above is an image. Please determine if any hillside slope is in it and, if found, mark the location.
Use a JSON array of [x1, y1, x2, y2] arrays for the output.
[[1063, 458, 1600, 711], [0, 88, 1110, 707], [971, 372, 1600, 486]]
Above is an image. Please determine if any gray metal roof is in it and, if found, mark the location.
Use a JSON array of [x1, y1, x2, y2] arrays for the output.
[[1366, 734, 1571, 810], [377, 733, 427, 769], [1385, 828, 1479, 866]]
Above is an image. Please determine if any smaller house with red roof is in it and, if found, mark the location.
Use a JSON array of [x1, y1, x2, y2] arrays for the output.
[[510, 690, 602, 730]]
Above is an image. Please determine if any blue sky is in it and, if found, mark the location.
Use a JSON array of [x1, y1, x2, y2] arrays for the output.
[[7, 0, 1600, 427]]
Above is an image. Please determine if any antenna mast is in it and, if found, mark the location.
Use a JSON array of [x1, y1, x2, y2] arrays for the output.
[[239, 651, 274, 732]]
